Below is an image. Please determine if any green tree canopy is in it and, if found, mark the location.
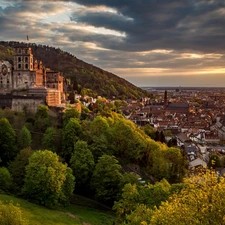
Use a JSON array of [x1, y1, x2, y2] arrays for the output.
[[62, 107, 80, 127], [17, 126, 32, 150], [0, 118, 17, 166], [107, 114, 147, 161], [90, 116, 109, 137], [208, 154, 221, 169], [42, 127, 57, 152], [61, 118, 81, 162], [8, 148, 31, 191], [142, 124, 156, 140], [91, 154, 123, 206], [70, 141, 94, 192], [23, 150, 74, 206], [34, 105, 50, 132], [150, 170, 225, 225], [0, 200, 27, 225], [0, 167, 12, 191]]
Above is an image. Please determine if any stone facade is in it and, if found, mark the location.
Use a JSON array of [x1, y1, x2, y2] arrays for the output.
[[0, 61, 13, 92], [0, 45, 66, 112]]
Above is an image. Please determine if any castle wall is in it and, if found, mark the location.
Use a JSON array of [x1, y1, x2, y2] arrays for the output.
[[0, 61, 13, 92], [46, 89, 61, 106], [12, 96, 45, 112], [0, 94, 12, 109], [13, 70, 36, 89]]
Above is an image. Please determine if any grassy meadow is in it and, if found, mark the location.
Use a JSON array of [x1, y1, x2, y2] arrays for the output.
[[0, 194, 115, 225]]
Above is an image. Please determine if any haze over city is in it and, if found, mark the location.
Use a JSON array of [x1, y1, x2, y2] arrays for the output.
[[0, 0, 225, 87]]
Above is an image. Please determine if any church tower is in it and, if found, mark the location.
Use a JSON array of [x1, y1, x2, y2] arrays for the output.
[[13, 46, 36, 89]]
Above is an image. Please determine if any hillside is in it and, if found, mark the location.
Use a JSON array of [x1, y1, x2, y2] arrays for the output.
[[0, 41, 148, 99], [0, 194, 115, 225]]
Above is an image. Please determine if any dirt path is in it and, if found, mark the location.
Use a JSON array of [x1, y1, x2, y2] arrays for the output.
[[66, 212, 92, 225]]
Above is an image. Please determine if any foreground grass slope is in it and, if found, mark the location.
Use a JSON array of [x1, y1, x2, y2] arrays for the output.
[[0, 194, 115, 225]]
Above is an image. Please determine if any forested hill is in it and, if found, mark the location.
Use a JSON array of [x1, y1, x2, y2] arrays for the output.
[[0, 41, 148, 99]]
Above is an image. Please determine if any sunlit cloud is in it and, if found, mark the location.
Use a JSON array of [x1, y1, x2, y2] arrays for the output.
[[0, 0, 225, 87], [181, 53, 223, 59]]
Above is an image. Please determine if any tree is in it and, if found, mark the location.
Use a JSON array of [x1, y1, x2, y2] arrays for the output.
[[163, 147, 187, 182], [23, 150, 75, 206], [8, 148, 31, 191], [34, 105, 50, 132], [91, 154, 123, 206], [208, 154, 221, 169], [0, 118, 17, 166], [142, 124, 156, 140], [159, 131, 166, 143], [0, 201, 27, 225], [42, 127, 57, 152], [114, 100, 127, 112], [17, 126, 32, 150], [145, 142, 187, 183], [113, 179, 172, 222], [154, 130, 160, 141], [60, 167, 75, 206], [89, 134, 109, 161], [61, 118, 81, 162], [0, 167, 12, 191], [90, 116, 109, 137], [125, 204, 153, 225], [150, 170, 225, 225], [107, 115, 147, 161], [70, 141, 94, 192], [62, 107, 80, 127]]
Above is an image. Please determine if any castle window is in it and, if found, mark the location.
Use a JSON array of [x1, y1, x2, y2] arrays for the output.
[[25, 57, 28, 62], [7, 80, 9, 83], [18, 57, 21, 62], [18, 64, 21, 69], [25, 64, 28, 69]]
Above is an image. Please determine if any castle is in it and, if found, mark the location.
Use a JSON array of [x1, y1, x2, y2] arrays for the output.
[[0, 45, 66, 112]]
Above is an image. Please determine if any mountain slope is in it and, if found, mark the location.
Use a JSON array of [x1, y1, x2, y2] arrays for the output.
[[0, 41, 148, 99]]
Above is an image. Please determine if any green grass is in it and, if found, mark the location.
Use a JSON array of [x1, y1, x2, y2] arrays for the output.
[[0, 194, 115, 225]]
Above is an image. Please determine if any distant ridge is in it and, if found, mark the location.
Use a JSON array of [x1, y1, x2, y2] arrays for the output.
[[0, 41, 148, 99]]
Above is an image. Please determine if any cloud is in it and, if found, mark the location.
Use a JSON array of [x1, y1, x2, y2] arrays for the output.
[[70, 0, 225, 53], [0, 0, 224, 87]]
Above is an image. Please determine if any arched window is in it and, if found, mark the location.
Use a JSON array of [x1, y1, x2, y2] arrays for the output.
[[25, 64, 28, 69], [18, 57, 21, 62], [25, 57, 28, 62], [18, 64, 21, 69]]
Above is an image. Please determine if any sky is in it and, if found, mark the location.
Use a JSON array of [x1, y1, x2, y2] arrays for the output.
[[0, 0, 225, 87]]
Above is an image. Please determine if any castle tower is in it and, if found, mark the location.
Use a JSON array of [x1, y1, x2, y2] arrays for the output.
[[13, 47, 33, 71], [13, 46, 36, 89]]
